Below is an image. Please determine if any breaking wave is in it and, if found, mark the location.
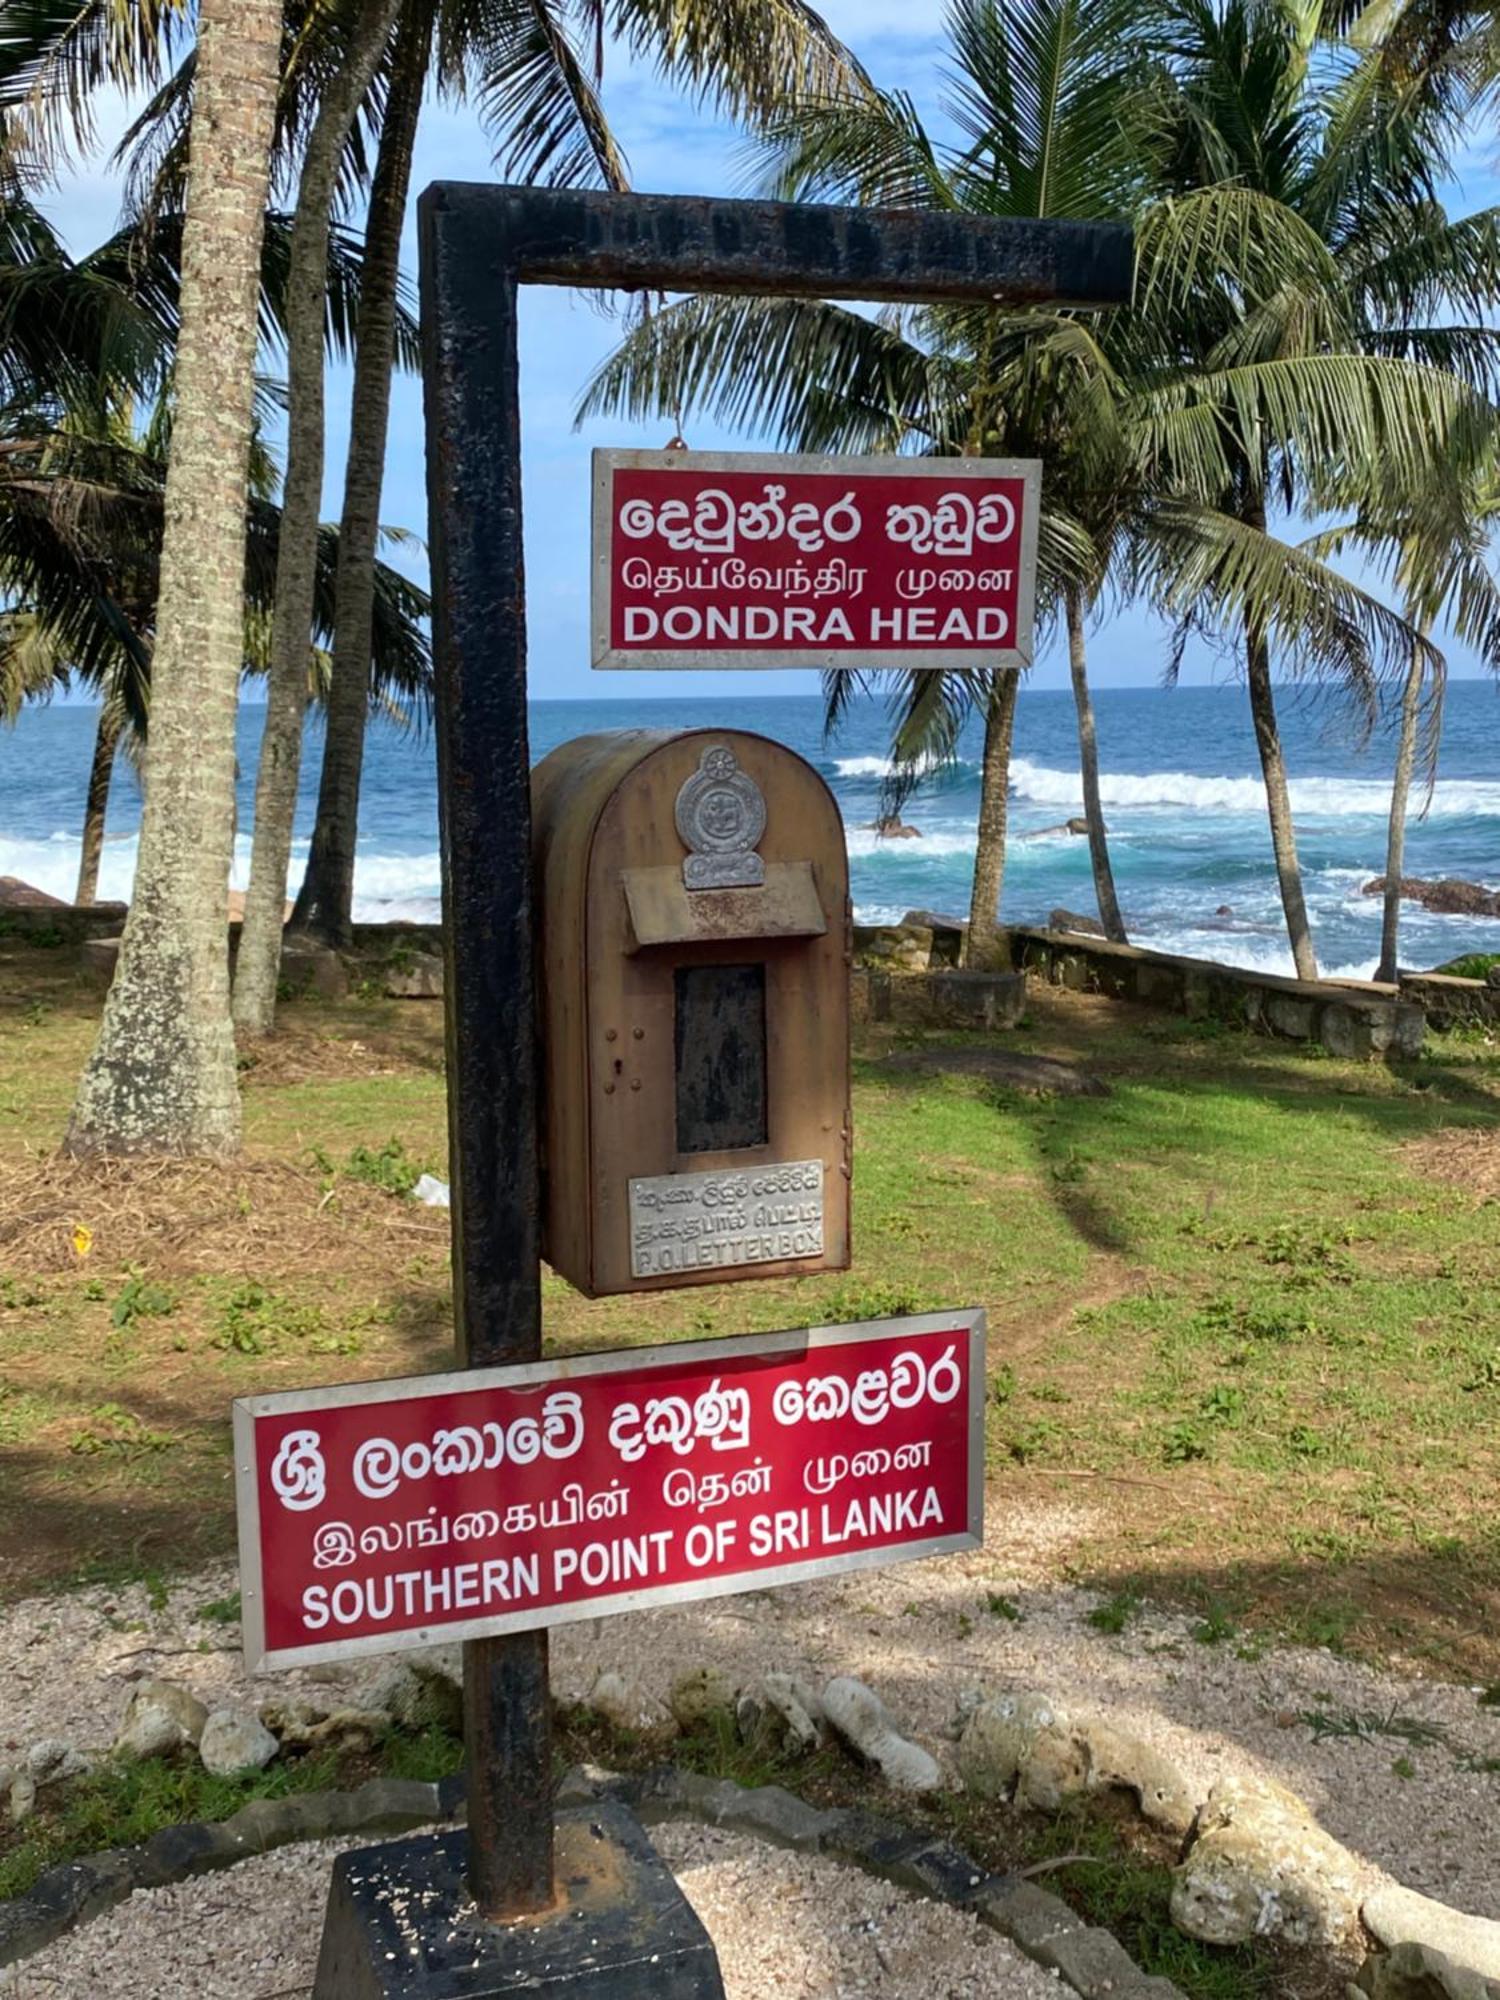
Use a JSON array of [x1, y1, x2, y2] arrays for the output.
[[1008, 759, 1500, 818]]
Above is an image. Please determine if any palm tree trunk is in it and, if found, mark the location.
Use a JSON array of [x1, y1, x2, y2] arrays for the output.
[[1065, 584, 1126, 944], [290, 0, 431, 948], [75, 701, 123, 905], [1245, 622, 1318, 981], [66, 0, 282, 1155], [1377, 638, 1427, 985], [964, 671, 1020, 967], [233, 0, 402, 1036]]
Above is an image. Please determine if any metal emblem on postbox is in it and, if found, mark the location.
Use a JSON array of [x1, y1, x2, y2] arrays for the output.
[[531, 728, 852, 1297]]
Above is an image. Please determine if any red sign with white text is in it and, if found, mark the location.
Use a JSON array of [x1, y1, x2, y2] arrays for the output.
[[591, 450, 1039, 671], [234, 1314, 984, 1669]]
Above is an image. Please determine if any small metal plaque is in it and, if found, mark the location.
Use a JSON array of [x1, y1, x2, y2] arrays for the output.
[[629, 1159, 824, 1280]]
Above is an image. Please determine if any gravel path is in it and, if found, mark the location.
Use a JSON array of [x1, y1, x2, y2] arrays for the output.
[[0, 1820, 1062, 1998], [4, 1500, 1497, 1927]]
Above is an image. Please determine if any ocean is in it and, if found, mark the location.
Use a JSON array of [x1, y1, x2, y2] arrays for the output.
[[2, 682, 1497, 980]]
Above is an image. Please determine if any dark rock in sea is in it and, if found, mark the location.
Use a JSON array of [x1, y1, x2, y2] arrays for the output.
[[1215, 905, 1234, 917], [1022, 818, 1095, 840], [1049, 908, 1106, 938], [863, 817, 922, 839], [1362, 875, 1500, 918]]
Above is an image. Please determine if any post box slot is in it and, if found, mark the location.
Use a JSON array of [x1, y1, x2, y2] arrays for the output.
[[621, 861, 826, 950], [674, 963, 768, 1154]]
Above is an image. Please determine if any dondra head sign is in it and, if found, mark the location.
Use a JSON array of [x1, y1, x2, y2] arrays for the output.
[[593, 449, 1040, 671]]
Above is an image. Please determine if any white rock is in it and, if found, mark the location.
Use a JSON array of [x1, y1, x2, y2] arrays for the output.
[[26, 1738, 91, 1785], [198, 1710, 279, 1778], [1172, 1777, 1361, 1948], [1364, 1886, 1500, 1983], [822, 1675, 940, 1792], [115, 1681, 210, 1760], [588, 1671, 661, 1731], [8, 1773, 37, 1823], [956, 1691, 1072, 1803], [669, 1666, 737, 1730]]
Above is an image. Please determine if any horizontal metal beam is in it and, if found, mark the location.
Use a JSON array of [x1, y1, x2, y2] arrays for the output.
[[420, 184, 1133, 309]]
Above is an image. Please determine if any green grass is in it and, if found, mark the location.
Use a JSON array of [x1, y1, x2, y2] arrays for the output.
[[1, 955, 1498, 1675]]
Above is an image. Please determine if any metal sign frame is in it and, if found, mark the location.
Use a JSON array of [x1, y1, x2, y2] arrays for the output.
[[590, 447, 1042, 671], [234, 1310, 986, 1671], [417, 182, 1131, 1919]]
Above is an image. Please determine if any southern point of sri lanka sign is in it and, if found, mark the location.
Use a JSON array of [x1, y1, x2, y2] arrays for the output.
[[592, 449, 1039, 671], [233, 1312, 984, 1669]]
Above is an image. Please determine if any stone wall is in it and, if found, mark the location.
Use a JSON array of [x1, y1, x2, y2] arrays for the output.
[[1398, 970, 1500, 1031], [1007, 927, 1425, 1059]]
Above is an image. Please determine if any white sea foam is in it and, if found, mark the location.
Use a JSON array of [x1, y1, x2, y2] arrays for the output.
[[1009, 758, 1500, 818], [832, 753, 972, 780], [844, 827, 978, 859]]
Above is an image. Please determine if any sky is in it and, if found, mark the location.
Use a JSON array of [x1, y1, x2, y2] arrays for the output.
[[36, 0, 1500, 701]]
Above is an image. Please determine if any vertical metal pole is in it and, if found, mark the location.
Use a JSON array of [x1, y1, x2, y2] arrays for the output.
[[419, 192, 554, 1919]]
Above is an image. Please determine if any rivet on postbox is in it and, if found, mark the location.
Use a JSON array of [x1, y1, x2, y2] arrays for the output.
[[531, 729, 852, 1298]]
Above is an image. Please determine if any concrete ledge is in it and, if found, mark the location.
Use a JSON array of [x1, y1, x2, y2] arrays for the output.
[[1009, 928, 1425, 1058], [853, 967, 1027, 1032], [1399, 971, 1500, 1031]]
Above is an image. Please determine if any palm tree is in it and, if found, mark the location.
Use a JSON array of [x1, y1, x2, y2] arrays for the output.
[[59, 0, 285, 1153], [585, 0, 1493, 977], [233, 0, 405, 1036], [282, 0, 870, 957], [583, 0, 1153, 960]]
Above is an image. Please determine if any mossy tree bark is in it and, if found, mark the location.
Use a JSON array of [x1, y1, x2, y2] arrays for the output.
[[1065, 583, 1126, 943], [66, 0, 283, 1155], [290, 0, 432, 949], [964, 670, 1021, 968], [75, 700, 124, 905], [233, 0, 403, 1034]]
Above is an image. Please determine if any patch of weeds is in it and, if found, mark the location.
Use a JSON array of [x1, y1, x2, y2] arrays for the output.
[[110, 1269, 178, 1329], [68, 1404, 176, 1458], [0, 1275, 48, 1309], [986, 1592, 1023, 1622], [1004, 1415, 1063, 1464], [1162, 1421, 1209, 1464], [1478, 1684, 1500, 1710], [1462, 1353, 1500, 1393], [1087, 1590, 1142, 1635], [345, 1138, 422, 1198], [1191, 1602, 1237, 1646], [0, 1382, 49, 1445], [1285, 1424, 1326, 1459], [213, 1281, 325, 1355], [1392, 1756, 1417, 1780], [1300, 1706, 1452, 1752], [81, 1276, 106, 1301], [1192, 1296, 1313, 1345], [198, 1592, 241, 1625], [1258, 1223, 1357, 1284], [809, 1279, 923, 1324], [990, 1363, 1017, 1407], [380, 1720, 465, 1783], [1201, 1384, 1244, 1425], [1049, 1148, 1090, 1185]]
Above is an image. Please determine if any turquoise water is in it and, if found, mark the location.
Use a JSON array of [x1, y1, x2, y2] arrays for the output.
[[2, 682, 1497, 978]]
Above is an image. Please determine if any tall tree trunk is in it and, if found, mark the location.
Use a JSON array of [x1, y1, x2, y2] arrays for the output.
[[1377, 636, 1427, 985], [1246, 622, 1318, 981], [66, 0, 282, 1156], [1065, 584, 1127, 944], [291, 0, 431, 948], [964, 671, 1021, 968], [233, 0, 402, 1035], [75, 701, 123, 905]]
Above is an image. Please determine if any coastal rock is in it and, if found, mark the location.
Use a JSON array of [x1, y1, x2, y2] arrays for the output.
[[0, 876, 66, 907], [1355, 1941, 1500, 2000], [1079, 1720, 1197, 1836], [277, 939, 349, 1001], [383, 951, 444, 999], [737, 1673, 826, 1755], [1489, 965, 1500, 989], [822, 1675, 940, 1792], [854, 925, 934, 973], [258, 1700, 390, 1753], [587, 1670, 662, 1730], [8, 1773, 36, 1823], [198, 1710, 279, 1778], [115, 1680, 210, 1760], [1049, 908, 1106, 937], [25, 1738, 90, 1786], [1171, 1776, 1361, 1947], [1362, 876, 1500, 920], [956, 1690, 1071, 1802], [863, 817, 923, 839], [1364, 1886, 1500, 1982], [668, 1666, 737, 1730]]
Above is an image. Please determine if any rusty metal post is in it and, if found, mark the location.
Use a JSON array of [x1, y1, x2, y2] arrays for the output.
[[419, 228, 553, 1917]]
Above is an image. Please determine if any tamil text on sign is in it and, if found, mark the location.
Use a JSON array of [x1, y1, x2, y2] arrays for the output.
[[593, 449, 1039, 671], [234, 1313, 984, 1669]]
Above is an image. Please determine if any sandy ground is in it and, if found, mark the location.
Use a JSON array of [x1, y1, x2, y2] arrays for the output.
[[0, 1820, 1063, 1999], [3, 1501, 1497, 1930]]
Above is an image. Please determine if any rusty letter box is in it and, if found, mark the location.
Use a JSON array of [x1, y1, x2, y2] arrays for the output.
[[531, 729, 851, 1297]]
